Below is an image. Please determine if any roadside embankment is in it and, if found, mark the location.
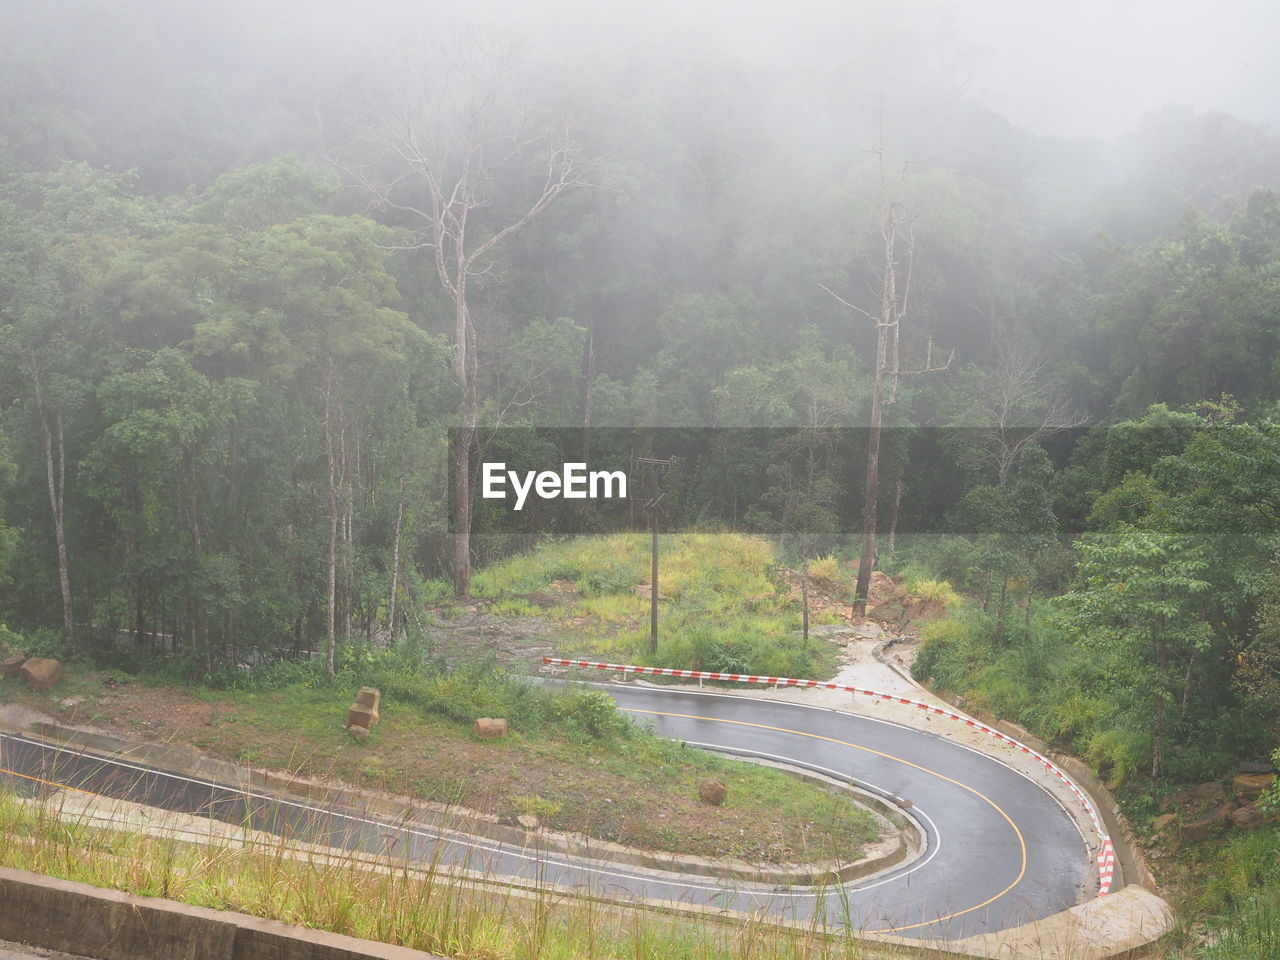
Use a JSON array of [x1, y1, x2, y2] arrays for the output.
[[0, 865, 443, 960]]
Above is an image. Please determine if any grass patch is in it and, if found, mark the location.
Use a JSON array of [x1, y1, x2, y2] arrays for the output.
[[471, 533, 841, 678]]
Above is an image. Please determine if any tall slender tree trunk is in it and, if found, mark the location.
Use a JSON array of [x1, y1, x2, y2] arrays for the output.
[[1152, 630, 1168, 782], [324, 362, 339, 680], [887, 468, 904, 557], [30, 354, 74, 654], [187, 452, 210, 675], [1023, 575, 1033, 645], [225, 424, 239, 666], [581, 322, 595, 462], [854, 296, 890, 616], [1179, 657, 1194, 721], [995, 576, 1008, 645], [388, 473, 406, 641], [341, 416, 353, 641], [453, 278, 477, 598]]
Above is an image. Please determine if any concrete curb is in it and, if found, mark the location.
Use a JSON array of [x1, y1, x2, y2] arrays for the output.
[[874, 636, 1160, 892], [547, 655, 1119, 896], [0, 865, 444, 960]]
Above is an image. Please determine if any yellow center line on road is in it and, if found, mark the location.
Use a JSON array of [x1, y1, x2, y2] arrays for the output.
[[622, 706, 1029, 934], [0, 764, 103, 798]]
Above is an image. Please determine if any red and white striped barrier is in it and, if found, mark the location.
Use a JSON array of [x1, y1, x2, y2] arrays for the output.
[[544, 656, 1117, 896]]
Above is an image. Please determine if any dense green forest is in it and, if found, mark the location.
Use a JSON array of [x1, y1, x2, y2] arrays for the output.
[[1, 0, 1278, 763]]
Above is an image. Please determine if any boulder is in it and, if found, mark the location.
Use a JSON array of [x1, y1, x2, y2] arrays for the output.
[[1232, 773, 1276, 802], [346, 705, 379, 730], [699, 777, 727, 806], [19, 657, 63, 692], [1180, 802, 1234, 842], [474, 717, 508, 740], [1230, 805, 1267, 831], [346, 724, 370, 742], [516, 814, 540, 830], [2, 653, 27, 678], [1151, 813, 1178, 834], [355, 686, 381, 711], [1172, 781, 1228, 809]]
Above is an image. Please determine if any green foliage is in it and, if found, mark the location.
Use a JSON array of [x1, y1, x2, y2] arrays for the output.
[[510, 794, 563, 823], [1083, 727, 1150, 788], [807, 555, 843, 588], [1055, 528, 1216, 779], [548, 689, 627, 741], [1262, 749, 1280, 814], [903, 576, 961, 607], [470, 533, 834, 677], [1199, 893, 1280, 960]]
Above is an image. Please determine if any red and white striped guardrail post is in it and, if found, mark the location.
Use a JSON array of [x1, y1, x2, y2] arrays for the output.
[[544, 656, 1117, 896]]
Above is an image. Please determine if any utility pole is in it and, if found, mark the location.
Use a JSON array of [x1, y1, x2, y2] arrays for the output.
[[635, 456, 675, 656]]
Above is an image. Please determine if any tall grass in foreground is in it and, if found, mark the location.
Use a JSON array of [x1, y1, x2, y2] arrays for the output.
[[0, 785, 905, 960], [0, 781, 1178, 960]]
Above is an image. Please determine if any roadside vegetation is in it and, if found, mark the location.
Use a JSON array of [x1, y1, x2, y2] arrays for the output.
[[887, 406, 1280, 959], [468, 532, 843, 679]]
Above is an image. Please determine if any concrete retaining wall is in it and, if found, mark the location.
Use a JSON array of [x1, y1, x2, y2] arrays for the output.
[[0, 865, 443, 960]]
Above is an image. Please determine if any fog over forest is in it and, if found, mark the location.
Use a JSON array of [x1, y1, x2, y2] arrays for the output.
[[1, 0, 1279, 705], [3, 8, 1280, 955]]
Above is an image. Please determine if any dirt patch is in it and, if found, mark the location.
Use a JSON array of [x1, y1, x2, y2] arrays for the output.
[[779, 570, 853, 621], [421, 606, 557, 674]]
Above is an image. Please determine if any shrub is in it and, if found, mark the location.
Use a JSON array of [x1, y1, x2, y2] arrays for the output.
[[807, 555, 844, 588], [905, 577, 961, 608], [549, 688, 627, 740], [580, 567, 632, 596], [1085, 727, 1150, 787]]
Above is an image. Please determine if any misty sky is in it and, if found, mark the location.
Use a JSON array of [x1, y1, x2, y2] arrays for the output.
[[350, 0, 1278, 142]]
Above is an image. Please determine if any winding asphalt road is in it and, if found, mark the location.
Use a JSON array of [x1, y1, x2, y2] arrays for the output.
[[0, 682, 1095, 942]]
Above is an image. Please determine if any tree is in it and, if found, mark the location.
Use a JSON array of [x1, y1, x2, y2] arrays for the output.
[[950, 444, 1059, 644], [344, 36, 589, 598], [821, 160, 951, 616], [1056, 529, 1215, 782], [974, 338, 1087, 486], [0, 164, 157, 653]]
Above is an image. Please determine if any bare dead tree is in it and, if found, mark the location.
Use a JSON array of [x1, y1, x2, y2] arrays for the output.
[[820, 146, 952, 617], [341, 35, 590, 598], [978, 337, 1088, 486]]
